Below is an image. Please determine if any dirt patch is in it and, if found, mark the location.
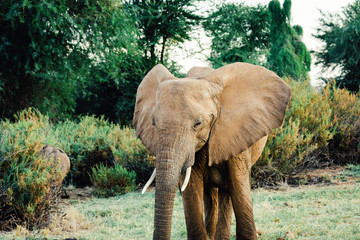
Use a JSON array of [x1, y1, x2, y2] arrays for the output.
[[59, 187, 94, 204], [288, 165, 360, 186]]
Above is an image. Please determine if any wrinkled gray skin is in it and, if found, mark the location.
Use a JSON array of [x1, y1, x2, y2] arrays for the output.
[[133, 63, 291, 240]]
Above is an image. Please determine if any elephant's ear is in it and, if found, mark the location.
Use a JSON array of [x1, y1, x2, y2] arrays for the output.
[[133, 64, 177, 155], [204, 62, 291, 166], [186, 66, 214, 78]]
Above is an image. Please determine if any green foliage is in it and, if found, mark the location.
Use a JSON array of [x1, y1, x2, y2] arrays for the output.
[[0, 109, 153, 188], [203, 3, 270, 68], [204, 0, 310, 77], [77, 0, 203, 121], [0, 0, 142, 122], [314, 0, 360, 92], [325, 81, 360, 149], [90, 164, 136, 197], [254, 79, 360, 184], [124, 0, 202, 67], [52, 115, 151, 186], [267, 0, 311, 79], [0, 109, 64, 230]]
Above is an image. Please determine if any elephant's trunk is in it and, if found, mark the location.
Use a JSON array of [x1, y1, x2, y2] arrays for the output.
[[153, 150, 181, 240], [153, 176, 177, 239], [153, 128, 194, 240]]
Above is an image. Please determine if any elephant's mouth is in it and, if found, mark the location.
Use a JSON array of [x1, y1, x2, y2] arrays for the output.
[[141, 165, 192, 194]]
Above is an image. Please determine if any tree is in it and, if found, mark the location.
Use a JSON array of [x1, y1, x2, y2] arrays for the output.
[[75, 52, 145, 124], [203, 3, 271, 68], [0, 0, 142, 121], [267, 0, 311, 79], [314, 0, 360, 92], [203, 0, 310, 79], [125, 0, 202, 68]]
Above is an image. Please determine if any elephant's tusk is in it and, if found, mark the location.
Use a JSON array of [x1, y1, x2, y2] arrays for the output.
[[181, 167, 192, 192], [142, 168, 156, 194]]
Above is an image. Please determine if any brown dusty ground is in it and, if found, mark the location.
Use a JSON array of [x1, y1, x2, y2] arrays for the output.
[[290, 165, 359, 185], [59, 165, 360, 202]]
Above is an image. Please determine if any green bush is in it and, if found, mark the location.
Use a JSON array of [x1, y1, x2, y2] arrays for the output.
[[0, 108, 153, 228], [0, 109, 64, 230], [90, 164, 136, 197], [52, 116, 152, 187], [253, 79, 360, 185], [0, 109, 153, 188]]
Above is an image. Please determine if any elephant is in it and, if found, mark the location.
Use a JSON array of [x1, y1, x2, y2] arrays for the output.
[[133, 62, 291, 240], [39, 145, 71, 184]]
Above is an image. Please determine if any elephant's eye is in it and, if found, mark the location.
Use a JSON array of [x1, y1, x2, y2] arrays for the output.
[[193, 120, 201, 129], [152, 118, 156, 126]]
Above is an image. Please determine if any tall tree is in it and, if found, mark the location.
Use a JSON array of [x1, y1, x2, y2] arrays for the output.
[[0, 0, 142, 120], [267, 0, 311, 79], [204, 0, 310, 79], [125, 0, 202, 68], [203, 3, 271, 68], [314, 0, 360, 92]]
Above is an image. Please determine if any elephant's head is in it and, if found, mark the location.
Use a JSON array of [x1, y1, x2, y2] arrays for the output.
[[133, 63, 290, 239]]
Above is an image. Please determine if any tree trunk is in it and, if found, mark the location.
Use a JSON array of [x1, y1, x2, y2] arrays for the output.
[[160, 36, 167, 64]]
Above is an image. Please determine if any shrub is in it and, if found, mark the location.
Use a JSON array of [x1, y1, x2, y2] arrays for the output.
[[52, 116, 153, 187], [324, 81, 360, 162], [0, 109, 64, 230], [0, 109, 153, 189], [253, 79, 360, 185], [90, 164, 136, 197], [0, 108, 153, 228]]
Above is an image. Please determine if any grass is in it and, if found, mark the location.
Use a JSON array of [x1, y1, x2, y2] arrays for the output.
[[1, 182, 359, 240], [342, 164, 360, 180], [253, 185, 360, 239]]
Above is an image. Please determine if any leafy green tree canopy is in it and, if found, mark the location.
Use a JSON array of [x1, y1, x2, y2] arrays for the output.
[[0, 0, 141, 121], [125, 0, 202, 68], [204, 0, 310, 79], [267, 0, 311, 79], [314, 0, 360, 92], [203, 3, 271, 68]]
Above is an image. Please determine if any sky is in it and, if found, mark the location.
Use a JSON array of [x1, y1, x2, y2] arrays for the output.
[[173, 0, 354, 85]]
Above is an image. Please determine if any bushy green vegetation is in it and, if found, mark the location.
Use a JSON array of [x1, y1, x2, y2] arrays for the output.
[[255, 80, 360, 185], [0, 108, 152, 229], [0, 109, 65, 230], [90, 164, 136, 197], [51, 115, 151, 187], [0, 108, 153, 186]]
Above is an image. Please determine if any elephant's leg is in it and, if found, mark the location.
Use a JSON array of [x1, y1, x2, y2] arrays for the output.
[[214, 188, 232, 240], [204, 187, 218, 240], [228, 154, 257, 240], [181, 167, 207, 240]]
